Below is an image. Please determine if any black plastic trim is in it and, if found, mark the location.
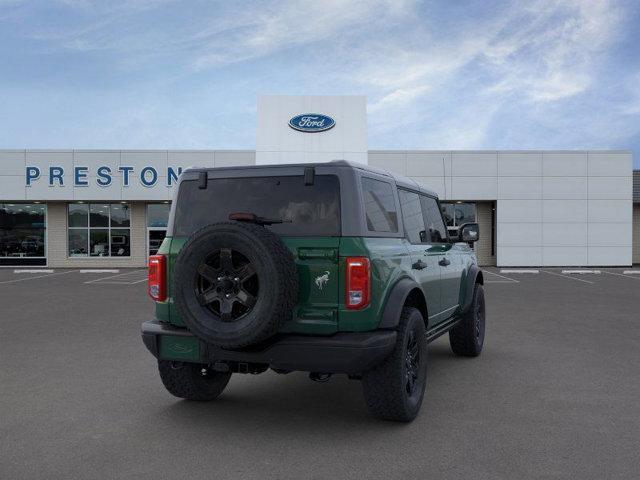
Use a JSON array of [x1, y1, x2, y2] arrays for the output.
[[460, 264, 482, 314], [426, 316, 462, 343], [141, 320, 397, 375], [378, 277, 423, 329]]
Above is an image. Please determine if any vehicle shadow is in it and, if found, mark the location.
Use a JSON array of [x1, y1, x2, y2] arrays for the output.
[[152, 339, 461, 433]]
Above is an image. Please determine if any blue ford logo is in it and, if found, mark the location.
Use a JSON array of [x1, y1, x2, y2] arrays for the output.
[[288, 114, 335, 133]]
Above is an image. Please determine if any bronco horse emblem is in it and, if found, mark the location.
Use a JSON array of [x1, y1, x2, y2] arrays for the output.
[[315, 271, 330, 290]]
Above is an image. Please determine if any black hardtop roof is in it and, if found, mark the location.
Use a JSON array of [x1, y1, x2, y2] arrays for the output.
[[184, 159, 439, 198]]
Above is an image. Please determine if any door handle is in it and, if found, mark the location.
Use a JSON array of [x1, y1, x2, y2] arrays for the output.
[[438, 257, 451, 267], [412, 260, 428, 270]]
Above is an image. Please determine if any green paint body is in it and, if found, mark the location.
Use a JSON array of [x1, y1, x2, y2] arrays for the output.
[[155, 234, 475, 336]]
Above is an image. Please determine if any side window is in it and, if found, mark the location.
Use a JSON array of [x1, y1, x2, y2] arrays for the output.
[[361, 177, 398, 233], [420, 196, 448, 243], [398, 190, 426, 243]]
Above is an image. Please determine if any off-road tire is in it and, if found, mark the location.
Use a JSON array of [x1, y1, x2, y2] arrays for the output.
[[174, 222, 298, 348], [449, 283, 485, 356], [158, 360, 231, 401], [362, 307, 427, 422]]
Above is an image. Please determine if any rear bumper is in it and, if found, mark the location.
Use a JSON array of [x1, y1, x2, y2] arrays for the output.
[[141, 320, 396, 375]]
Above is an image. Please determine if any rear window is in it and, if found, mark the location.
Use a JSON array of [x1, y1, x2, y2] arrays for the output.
[[173, 175, 341, 237]]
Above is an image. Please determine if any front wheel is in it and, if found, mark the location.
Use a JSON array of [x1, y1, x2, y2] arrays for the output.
[[449, 283, 485, 356], [362, 307, 427, 422], [158, 360, 231, 401]]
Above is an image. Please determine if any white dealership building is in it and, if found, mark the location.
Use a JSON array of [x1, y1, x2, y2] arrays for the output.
[[0, 95, 637, 268]]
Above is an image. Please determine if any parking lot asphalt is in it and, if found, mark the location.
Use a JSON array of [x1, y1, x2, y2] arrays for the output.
[[1, 267, 640, 479]]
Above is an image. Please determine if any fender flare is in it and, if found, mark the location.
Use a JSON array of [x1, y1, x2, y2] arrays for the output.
[[378, 277, 426, 329], [459, 264, 483, 314]]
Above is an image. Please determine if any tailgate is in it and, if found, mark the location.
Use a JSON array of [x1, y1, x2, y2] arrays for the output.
[[281, 237, 341, 334]]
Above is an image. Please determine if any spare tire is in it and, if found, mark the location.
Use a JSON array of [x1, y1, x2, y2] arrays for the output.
[[173, 222, 298, 348]]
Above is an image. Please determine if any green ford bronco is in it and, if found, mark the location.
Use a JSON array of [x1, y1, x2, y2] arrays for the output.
[[142, 160, 485, 422]]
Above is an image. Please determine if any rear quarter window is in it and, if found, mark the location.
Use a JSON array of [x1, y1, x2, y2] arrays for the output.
[[361, 177, 398, 233], [173, 175, 341, 237]]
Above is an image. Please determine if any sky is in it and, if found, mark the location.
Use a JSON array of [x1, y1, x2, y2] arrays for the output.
[[0, 0, 639, 168]]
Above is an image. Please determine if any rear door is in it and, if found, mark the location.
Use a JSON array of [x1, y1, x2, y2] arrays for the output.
[[398, 189, 443, 327]]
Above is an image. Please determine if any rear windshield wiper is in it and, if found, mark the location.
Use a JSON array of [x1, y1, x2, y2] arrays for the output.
[[229, 212, 291, 226]]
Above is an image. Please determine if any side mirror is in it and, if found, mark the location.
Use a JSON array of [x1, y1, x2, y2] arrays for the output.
[[458, 223, 479, 243]]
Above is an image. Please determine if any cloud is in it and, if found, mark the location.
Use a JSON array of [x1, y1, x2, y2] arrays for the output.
[[0, 0, 637, 163]]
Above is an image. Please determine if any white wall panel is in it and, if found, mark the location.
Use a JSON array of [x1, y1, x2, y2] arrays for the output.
[[411, 177, 446, 198], [74, 151, 121, 172], [497, 200, 542, 223], [587, 176, 632, 199], [0, 176, 26, 199], [214, 151, 255, 167], [120, 151, 168, 171], [498, 246, 542, 266], [497, 152, 542, 177], [72, 178, 122, 201], [542, 152, 587, 176], [451, 177, 497, 200], [26, 180, 73, 200], [588, 152, 632, 176], [0, 150, 25, 175], [498, 176, 542, 199], [543, 177, 587, 199], [542, 199, 587, 223], [588, 200, 631, 223], [543, 247, 587, 266], [122, 181, 171, 201], [587, 222, 632, 246], [542, 223, 587, 246], [451, 152, 497, 176], [497, 222, 542, 246], [168, 151, 215, 169], [368, 152, 406, 175], [256, 95, 367, 165], [406, 152, 448, 176], [588, 246, 631, 266]]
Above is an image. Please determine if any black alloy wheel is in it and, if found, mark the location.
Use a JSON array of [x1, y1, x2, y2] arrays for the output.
[[405, 329, 421, 397], [195, 248, 259, 322]]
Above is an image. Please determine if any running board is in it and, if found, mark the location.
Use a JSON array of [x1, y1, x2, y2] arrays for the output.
[[426, 316, 462, 343]]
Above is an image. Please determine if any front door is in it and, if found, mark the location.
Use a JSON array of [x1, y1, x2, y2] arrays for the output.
[[398, 189, 444, 327], [420, 195, 458, 322]]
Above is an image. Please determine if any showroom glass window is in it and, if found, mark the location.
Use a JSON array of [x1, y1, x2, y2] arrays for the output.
[[147, 203, 171, 255], [440, 202, 476, 237], [68, 203, 131, 257], [0, 203, 46, 259]]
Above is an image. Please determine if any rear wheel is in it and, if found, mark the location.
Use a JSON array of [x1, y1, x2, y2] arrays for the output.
[[158, 360, 231, 401], [449, 283, 485, 356], [362, 307, 427, 422]]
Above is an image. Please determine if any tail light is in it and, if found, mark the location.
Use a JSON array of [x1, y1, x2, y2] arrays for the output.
[[345, 257, 370, 309], [148, 255, 167, 301]]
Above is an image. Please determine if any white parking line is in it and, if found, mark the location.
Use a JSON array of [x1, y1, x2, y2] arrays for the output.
[[542, 270, 594, 284], [500, 269, 539, 274], [14, 269, 54, 273], [604, 271, 640, 280], [79, 269, 120, 273], [485, 280, 518, 284], [623, 270, 640, 275], [0, 270, 74, 285], [83, 269, 145, 284], [561, 269, 601, 275], [483, 270, 519, 283]]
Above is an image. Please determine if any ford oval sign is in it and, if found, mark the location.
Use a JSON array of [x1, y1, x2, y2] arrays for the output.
[[288, 114, 335, 133]]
